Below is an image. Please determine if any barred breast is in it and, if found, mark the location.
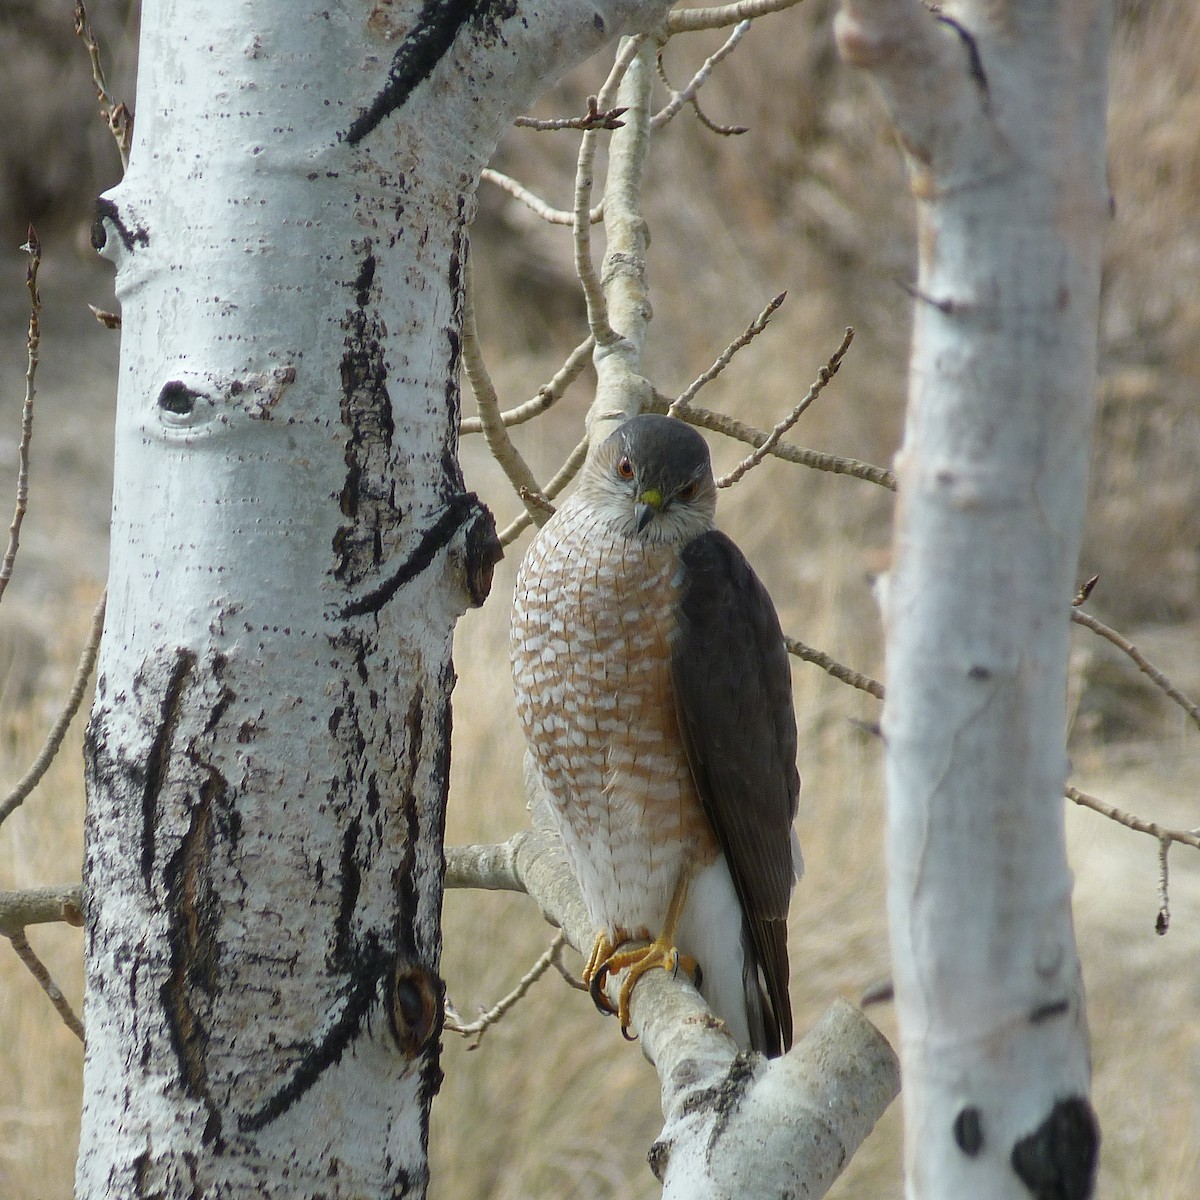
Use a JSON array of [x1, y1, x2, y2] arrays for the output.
[[510, 493, 719, 941]]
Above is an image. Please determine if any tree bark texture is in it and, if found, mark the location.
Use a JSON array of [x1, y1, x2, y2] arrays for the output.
[[78, 2, 667, 1196], [837, 2, 1110, 1198]]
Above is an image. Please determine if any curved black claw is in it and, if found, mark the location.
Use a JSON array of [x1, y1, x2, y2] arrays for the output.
[[621, 1023, 639, 1043], [589, 961, 618, 1016]]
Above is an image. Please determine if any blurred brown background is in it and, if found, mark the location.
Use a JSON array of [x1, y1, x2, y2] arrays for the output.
[[0, 1, 1197, 1197]]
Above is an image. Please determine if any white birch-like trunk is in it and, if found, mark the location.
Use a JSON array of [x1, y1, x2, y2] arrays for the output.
[[836, 2, 1110, 1198], [78, 3, 666, 1196]]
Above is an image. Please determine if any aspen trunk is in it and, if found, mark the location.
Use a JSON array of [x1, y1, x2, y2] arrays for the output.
[[837, 2, 1111, 1197], [78, 3, 662, 1195]]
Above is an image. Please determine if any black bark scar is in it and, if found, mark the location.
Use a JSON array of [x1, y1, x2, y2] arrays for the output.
[[347, 0, 479, 146], [933, 13, 990, 102], [93, 197, 150, 253], [335, 244, 398, 586], [1029, 998, 1070, 1025], [706, 1054, 757, 1154], [954, 1105, 984, 1156], [238, 942, 395, 1132], [1011, 1096, 1100, 1200], [334, 815, 363, 963], [338, 492, 481, 617], [161, 763, 228, 1150], [140, 650, 197, 888]]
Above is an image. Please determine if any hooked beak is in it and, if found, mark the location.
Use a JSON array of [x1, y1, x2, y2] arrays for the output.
[[635, 488, 663, 532]]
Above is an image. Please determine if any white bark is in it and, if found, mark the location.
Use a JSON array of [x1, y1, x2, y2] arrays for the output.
[[79, 2, 669, 1197], [836, 2, 1110, 1198]]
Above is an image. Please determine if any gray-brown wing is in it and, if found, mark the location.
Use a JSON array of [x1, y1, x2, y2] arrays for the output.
[[671, 530, 800, 1055]]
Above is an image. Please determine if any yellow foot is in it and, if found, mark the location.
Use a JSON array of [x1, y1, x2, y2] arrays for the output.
[[581, 876, 700, 1039], [592, 936, 700, 1040]]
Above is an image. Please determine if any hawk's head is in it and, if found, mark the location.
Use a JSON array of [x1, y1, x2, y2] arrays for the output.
[[585, 414, 717, 544]]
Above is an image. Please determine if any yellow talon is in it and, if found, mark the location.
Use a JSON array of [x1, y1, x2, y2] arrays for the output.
[[582, 875, 699, 1037], [582, 931, 619, 1015]]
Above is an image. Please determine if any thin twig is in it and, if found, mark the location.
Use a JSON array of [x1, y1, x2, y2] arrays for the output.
[[1064, 786, 1200, 851], [499, 437, 589, 546], [668, 0, 806, 34], [460, 336, 594, 435], [1070, 608, 1200, 732], [552, 951, 587, 992], [480, 169, 604, 227], [0, 590, 107, 828], [652, 22, 753, 132], [515, 98, 628, 132], [0, 231, 42, 604], [74, 0, 132, 170], [445, 932, 569, 1047], [669, 293, 787, 415], [716, 327, 855, 487], [461, 257, 553, 528], [664, 400, 897, 490], [785, 635, 884, 699], [690, 96, 750, 137], [7, 930, 84, 1042]]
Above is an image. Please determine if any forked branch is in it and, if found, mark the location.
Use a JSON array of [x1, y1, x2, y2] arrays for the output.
[[715, 327, 855, 487], [445, 932, 571, 1047]]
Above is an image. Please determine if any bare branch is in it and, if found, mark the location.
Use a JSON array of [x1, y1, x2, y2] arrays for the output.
[[0, 590, 107, 828], [584, 38, 661, 450], [460, 336, 594, 435], [480, 168, 603, 227], [668, 292, 787, 415], [664, 400, 897, 490], [1070, 607, 1200, 732], [573, 38, 647, 348], [652, 21, 753, 132], [0, 230, 42, 604], [1064, 786, 1200, 852], [445, 933, 569, 1047], [0, 884, 85, 935], [689, 97, 750, 137], [515, 97, 628, 131], [7, 930, 84, 1042], [74, 0, 132, 169], [785, 635, 884, 700], [552, 951, 587, 992], [716, 327, 855, 488], [667, 0, 807, 34], [462, 258, 552, 528], [498, 437, 589, 547]]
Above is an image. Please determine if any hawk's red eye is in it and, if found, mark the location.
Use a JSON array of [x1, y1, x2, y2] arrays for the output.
[[616, 457, 634, 479], [677, 481, 698, 501]]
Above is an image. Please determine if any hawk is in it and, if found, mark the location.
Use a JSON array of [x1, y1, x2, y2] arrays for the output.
[[510, 413, 801, 1056]]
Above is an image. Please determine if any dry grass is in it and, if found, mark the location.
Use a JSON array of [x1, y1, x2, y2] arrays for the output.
[[1, 3, 1199, 1198], [0, 598, 90, 1200]]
